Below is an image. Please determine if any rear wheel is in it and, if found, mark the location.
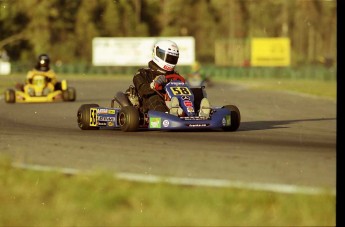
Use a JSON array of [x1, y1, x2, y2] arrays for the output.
[[222, 105, 241, 131], [118, 106, 140, 132], [77, 104, 99, 130], [4, 89, 16, 103]]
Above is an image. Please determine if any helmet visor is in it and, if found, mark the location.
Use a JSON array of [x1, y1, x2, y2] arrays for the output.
[[166, 54, 178, 64], [156, 47, 178, 65], [40, 59, 49, 67]]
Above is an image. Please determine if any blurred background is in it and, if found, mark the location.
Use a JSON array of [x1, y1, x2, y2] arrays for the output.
[[0, 0, 337, 79]]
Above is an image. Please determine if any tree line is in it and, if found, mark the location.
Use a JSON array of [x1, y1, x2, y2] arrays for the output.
[[0, 0, 337, 66]]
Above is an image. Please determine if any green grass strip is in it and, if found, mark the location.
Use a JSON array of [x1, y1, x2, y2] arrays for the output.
[[0, 157, 335, 226], [219, 77, 336, 100]]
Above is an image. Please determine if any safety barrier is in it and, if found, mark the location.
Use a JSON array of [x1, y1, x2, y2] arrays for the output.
[[9, 63, 336, 81]]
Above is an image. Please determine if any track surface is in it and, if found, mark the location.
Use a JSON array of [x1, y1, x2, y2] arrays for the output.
[[0, 77, 336, 190]]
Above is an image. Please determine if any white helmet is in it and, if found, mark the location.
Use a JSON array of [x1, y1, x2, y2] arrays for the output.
[[152, 40, 179, 71]]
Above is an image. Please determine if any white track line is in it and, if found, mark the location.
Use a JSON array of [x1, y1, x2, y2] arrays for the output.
[[12, 162, 335, 196]]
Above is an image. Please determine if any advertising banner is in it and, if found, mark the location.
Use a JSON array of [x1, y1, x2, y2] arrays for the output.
[[0, 61, 11, 75], [92, 37, 195, 66], [251, 38, 291, 67]]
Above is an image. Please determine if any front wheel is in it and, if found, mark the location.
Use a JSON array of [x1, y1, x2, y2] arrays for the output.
[[77, 104, 100, 130], [4, 89, 16, 103], [222, 105, 241, 131], [118, 106, 140, 132]]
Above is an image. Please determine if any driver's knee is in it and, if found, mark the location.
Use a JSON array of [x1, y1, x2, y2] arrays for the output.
[[24, 85, 35, 96]]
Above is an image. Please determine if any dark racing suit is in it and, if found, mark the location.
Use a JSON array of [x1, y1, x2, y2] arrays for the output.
[[133, 60, 179, 113]]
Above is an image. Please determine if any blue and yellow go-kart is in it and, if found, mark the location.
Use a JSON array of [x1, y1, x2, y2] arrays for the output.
[[4, 75, 76, 103], [77, 74, 240, 132]]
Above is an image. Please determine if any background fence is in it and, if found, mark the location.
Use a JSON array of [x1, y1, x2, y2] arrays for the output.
[[8, 62, 337, 81]]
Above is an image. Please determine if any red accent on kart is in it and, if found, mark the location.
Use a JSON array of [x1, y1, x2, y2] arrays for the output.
[[184, 100, 193, 107], [165, 74, 185, 83], [154, 83, 163, 90]]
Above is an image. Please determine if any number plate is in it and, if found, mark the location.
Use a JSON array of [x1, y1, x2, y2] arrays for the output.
[[89, 108, 98, 126], [170, 87, 192, 95]]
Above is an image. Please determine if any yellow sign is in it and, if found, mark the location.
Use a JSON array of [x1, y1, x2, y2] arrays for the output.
[[251, 38, 290, 66]]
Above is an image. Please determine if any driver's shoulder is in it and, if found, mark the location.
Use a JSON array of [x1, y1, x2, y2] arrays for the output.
[[139, 67, 151, 74], [45, 69, 57, 77], [27, 69, 40, 77]]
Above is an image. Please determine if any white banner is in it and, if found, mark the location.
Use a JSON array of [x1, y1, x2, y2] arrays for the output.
[[0, 61, 11, 75], [92, 37, 195, 66]]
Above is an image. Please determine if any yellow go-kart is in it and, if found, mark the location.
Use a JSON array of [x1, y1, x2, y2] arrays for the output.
[[4, 75, 76, 103]]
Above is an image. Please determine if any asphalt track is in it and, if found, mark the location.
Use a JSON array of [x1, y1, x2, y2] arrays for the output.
[[0, 77, 336, 193]]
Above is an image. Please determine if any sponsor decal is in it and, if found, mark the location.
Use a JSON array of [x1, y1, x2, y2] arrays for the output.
[[108, 121, 114, 127], [181, 116, 205, 120], [98, 116, 116, 121], [181, 95, 190, 100], [108, 109, 116, 114], [149, 117, 161, 128], [97, 108, 108, 114], [169, 81, 184, 86], [187, 107, 194, 113], [162, 120, 170, 127], [163, 65, 173, 71], [98, 122, 107, 126], [222, 115, 231, 126], [186, 123, 209, 127]]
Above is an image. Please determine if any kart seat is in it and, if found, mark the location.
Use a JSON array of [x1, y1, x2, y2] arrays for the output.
[[114, 91, 131, 107]]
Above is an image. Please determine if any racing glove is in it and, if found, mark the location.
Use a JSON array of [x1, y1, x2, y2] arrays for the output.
[[150, 75, 167, 90]]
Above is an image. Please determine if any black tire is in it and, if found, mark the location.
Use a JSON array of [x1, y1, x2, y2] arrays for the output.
[[222, 105, 241, 131], [4, 89, 16, 103], [118, 106, 140, 132], [63, 87, 76, 101], [77, 104, 100, 130]]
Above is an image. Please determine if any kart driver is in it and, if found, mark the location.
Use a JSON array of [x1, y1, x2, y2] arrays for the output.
[[133, 39, 210, 117], [24, 54, 58, 96]]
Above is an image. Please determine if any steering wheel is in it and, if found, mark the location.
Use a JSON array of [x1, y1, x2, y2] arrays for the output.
[[153, 74, 186, 91], [165, 74, 185, 83]]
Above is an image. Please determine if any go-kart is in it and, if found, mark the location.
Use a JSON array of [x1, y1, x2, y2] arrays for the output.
[[77, 74, 240, 132], [4, 74, 76, 103], [186, 72, 213, 88]]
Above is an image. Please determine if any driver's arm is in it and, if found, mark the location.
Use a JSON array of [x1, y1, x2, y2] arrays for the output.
[[44, 70, 57, 84], [26, 71, 34, 84]]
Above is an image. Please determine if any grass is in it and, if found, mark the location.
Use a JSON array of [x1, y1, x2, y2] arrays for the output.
[[215, 77, 337, 101], [0, 157, 336, 226]]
